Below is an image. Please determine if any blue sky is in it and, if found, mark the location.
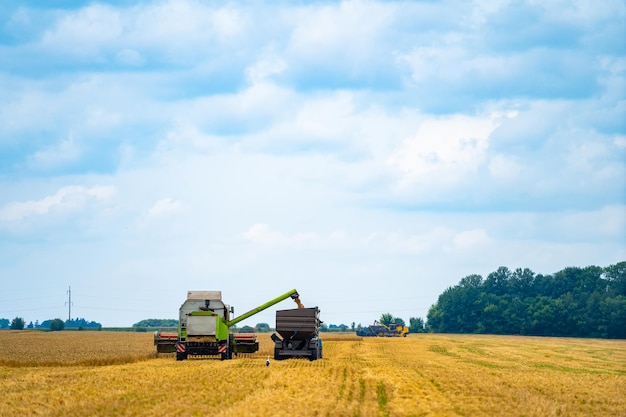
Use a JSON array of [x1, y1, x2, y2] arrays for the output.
[[1, 0, 624, 328]]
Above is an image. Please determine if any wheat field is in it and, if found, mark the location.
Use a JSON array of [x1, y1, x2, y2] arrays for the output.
[[0, 331, 624, 416]]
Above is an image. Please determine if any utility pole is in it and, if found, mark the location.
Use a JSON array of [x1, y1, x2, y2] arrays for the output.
[[65, 286, 73, 326]]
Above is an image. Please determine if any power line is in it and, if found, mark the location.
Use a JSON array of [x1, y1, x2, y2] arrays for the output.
[[65, 286, 73, 323], [0, 307, 61, 313]]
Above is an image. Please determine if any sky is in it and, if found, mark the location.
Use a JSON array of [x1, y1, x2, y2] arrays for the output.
[[0, 0, 625, 328]]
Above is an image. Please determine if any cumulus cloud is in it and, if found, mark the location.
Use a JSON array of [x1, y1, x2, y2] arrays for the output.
[[245, 58, 287, 84], [0, 185, 116, 222], [387, 114, 501, 187], [26, 134, 82, 170], [488, 154, 523, 181], [146, 198, 184, 218], [41, 4, 123, 55]]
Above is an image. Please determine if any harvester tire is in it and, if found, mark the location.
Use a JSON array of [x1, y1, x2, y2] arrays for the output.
[[221, 343, 232, 361], [176, 352, 187, 361]]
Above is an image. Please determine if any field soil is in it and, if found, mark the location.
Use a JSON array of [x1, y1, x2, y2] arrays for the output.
[[0, 331, 624, 416]]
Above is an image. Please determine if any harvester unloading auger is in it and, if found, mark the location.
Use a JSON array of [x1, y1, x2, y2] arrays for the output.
[[154, 289, 304, 361]]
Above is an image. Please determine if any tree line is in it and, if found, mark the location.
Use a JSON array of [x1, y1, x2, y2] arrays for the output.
[[426, 262, 625, 338], [0, 317, 102, 331]]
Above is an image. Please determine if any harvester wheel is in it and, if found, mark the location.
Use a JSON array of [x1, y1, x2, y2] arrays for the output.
[[176, 351, 187, 361], [221, 343, 232, 361]]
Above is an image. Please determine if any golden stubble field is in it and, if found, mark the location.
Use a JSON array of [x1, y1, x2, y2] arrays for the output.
[[0, 331, 624, 417]]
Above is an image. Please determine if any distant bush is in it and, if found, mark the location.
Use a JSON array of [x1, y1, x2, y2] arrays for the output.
[[49, 319, 65, 331], [10, 317, 25, 330]]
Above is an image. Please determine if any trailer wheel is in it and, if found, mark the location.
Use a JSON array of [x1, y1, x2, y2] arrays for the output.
[[309, 348, 318, 361], [274, 348, 283, 360]]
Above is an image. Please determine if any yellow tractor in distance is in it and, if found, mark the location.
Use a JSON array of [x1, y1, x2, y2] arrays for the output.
[[356, 320, 409, 337]]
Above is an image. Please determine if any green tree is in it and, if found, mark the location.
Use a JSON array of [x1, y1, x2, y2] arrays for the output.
[[49, 318, 65, 331], [133, 318, 178, 328], [427, 263, 626, 338], [408, 317, 425, 333], [0, 318, 9, 329], [379, 313, 393, 326], [255, 323, 271, 332], [239, 325, 254, 333], [391, 317, 405, 327], [605, 261, 626, 297], [10, 317, 25, 330]]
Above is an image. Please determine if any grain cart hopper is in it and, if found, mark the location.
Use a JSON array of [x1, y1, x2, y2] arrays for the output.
[[154, 289, 302, 361], [271, 307, 322, 361]]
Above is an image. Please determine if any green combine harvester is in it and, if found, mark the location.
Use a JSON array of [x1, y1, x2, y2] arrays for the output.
[[154, 288, 303, 361]]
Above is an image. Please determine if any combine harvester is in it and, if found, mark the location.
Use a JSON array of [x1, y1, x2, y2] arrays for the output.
[[154, 288, 304, 360], [356, 320, 409, 337]]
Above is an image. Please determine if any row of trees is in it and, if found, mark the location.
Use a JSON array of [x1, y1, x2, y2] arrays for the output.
[[0, 317, 102, 331], [132, 319, 178, 328], [427, 262, 625, 338], [0, 317, 26, 330]]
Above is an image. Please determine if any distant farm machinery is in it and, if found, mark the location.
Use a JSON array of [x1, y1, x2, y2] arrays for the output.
[[356, 320, 408, 337]]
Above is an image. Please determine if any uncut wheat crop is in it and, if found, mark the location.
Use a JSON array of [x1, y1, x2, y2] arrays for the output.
[[0, 330, 155, 367], [1, 331, 624, 416]]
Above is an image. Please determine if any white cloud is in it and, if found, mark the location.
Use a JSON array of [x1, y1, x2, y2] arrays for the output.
[[41, 4, 123, 54], [243, 223, 284, 244], [387, 114, 500, 187], [488, 154, 523, 181], [381, 227, 451, 255], [26, 134, 82, 170], [452, 229, 491, 250], [245, 58, 287, 84], [146, 198, 184, 218], [288, 0, 393, 60], [0, 185, 116, 222]]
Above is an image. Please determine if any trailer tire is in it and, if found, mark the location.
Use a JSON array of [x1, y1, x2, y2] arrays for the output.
[[274, 348, 283, 360], [309, 348, 318, 361]]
